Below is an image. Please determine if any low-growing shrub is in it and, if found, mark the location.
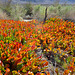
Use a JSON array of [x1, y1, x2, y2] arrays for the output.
[[0, 18, 75, 75]]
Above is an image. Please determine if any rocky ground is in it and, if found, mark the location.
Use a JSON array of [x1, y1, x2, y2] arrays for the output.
[[35, 47, 64, 75]]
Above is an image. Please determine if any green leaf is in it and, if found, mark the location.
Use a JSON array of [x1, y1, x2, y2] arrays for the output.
[[23, 57, 27, 61], [66, 56, 72, 63], [17, 63, 23, 70], [0, 35, 3, 41]]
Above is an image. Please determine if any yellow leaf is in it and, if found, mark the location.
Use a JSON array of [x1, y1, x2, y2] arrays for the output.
[[54, 51, 57, 53], [62, 53, 65, 56], [22, 69, 27, 73], [28, 71, 34, 75], [12, 70, 18, 74], [41, 73, 45, 75]]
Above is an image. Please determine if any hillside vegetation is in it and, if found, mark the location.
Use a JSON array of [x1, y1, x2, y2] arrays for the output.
[[0, 2, 75, 21], [0, 18, 75, 75], [0, 1, 75, 75]]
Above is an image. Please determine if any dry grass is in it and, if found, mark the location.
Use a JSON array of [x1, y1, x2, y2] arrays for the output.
[[64, 10, 75, 21], [0, 9, 9, 19]]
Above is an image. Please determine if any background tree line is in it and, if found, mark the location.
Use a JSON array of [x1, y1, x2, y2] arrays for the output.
[[0, 0, 75, 22]]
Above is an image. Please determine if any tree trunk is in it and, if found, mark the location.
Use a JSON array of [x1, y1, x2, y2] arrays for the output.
[[43, 7, 47, 23]]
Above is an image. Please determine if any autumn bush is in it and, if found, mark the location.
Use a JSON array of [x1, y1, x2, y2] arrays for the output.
[[40, 18, 75, 74], [0, 20, 50, 75], [0, 18, 75, 75]]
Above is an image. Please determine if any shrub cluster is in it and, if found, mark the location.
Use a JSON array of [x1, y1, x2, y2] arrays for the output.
[[0, 20, 50, 75], [0, 18, 75, 75], [0, 1, 75, 21]]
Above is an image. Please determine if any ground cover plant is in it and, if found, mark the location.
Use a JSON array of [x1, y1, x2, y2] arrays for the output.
[[0, 18, 75, 75], [0, 20, 50, 75], [40, 18, 75, 75]]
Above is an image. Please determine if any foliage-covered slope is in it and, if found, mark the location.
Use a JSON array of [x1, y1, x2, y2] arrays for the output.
[[0, 18, 75, 75]]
